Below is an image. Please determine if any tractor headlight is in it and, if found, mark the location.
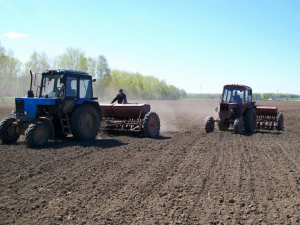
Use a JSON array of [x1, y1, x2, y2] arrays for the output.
[[24, 111, 28, 115], [231, 109, 234, 112]]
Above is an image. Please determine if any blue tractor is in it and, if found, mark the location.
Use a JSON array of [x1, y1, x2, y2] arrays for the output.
[[0, 69, 102, 148]]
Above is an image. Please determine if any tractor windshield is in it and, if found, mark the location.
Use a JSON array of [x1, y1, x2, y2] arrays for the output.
[[41, 75, 64, 98], [222, 87, 244, 104]]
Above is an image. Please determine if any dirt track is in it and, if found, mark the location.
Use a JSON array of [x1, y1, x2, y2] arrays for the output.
[[1, 100, 300, 224]]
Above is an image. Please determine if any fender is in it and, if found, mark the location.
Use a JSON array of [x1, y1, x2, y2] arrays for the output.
[[75, 99, 102, 120]]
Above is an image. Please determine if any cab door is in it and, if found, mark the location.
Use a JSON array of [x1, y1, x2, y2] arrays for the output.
[[62, 76, 78, 112]]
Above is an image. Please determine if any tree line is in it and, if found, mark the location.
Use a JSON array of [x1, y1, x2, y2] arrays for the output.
[[188, 93, 299, 100], [0, 42, 187, 101]]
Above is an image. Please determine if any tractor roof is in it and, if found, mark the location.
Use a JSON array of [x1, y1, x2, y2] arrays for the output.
[[224, 84, 252, 89], [42, 69, 90, 76]]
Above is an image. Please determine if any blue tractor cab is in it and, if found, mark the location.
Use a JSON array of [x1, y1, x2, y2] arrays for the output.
[[0, 69, 102, 148]]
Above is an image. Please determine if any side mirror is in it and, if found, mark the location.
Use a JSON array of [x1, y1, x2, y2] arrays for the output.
[[215, 107, 218, 112], [92, 79, 96, 82]]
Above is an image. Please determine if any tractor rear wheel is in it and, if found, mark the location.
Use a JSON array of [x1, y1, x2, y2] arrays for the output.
[[244, 108, 257, 133], [218, 120, 230, 131], [233, 117, 243, 134], [143, 112, 160, 138], [205, 117, 215, 133], [0, 118, 19, 144], [70, 104, 100, 141], [26, 122, 50, 148], [277, 112, 284, 131]]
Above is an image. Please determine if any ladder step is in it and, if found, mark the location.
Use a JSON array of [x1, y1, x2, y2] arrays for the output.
[[61, 119, 69, 121], [63, 125, 71, 128]]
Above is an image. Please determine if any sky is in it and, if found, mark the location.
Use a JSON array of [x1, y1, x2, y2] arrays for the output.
[[0, 0, 299, 94]]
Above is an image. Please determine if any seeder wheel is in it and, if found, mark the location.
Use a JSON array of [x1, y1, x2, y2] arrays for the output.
[[277, 112, 284, 131], [143, 112, 160, 138]]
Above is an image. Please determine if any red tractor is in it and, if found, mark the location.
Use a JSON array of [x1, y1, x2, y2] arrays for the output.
[[205, 84, 284, 134]]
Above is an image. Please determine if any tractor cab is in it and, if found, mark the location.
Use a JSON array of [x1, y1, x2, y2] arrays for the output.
[[40, 69, 97, 113], [40, 69, 95, 100], [217, 84, 253, 119]]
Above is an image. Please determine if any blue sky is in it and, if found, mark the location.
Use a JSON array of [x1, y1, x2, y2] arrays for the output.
[[0, 0, 299, 94]]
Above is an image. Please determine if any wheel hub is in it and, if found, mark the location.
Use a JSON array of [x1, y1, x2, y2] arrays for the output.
[[33, 127, 47, 144], [80, 111, 94, 135], [148, 117, 158, 134]]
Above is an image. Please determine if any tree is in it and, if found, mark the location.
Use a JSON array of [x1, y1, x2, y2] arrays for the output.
[[58, 47, 87, 71], [93, 55, 111, 100]]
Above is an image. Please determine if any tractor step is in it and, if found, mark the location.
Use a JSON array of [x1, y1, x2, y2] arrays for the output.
[[59, 113, 71, 134]]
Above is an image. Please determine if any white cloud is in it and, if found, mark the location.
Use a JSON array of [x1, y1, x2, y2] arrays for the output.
[[2, 32, 30, 39]]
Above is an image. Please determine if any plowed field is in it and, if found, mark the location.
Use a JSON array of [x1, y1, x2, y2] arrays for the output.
[[1, 100, 300, 224]]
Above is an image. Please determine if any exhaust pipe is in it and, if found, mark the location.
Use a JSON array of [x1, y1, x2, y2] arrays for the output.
[[27, 70, 34, 97]]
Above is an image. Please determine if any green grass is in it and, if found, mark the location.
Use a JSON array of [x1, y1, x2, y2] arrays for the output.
[[0, 97, 15, 104], [287, 98, 300, 101]]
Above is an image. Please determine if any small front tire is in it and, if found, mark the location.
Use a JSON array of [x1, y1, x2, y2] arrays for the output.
[[26, 122, 50, 148], [205, 117, 215, 133], [233, 117, 243, 134], [0, 118, 19, 144]]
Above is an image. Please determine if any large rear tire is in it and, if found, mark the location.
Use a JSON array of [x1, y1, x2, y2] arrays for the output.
[[205, 117, 215, 133], [218, 120, 230, 131], [244, 108, 257, 133], [143, 112, 160, 138], [70, 104, 100, 141], [277, 112, 284, 131], [26, 122, 50, 148], [233, 117, 243, 134], [0, 118, 19, 144]]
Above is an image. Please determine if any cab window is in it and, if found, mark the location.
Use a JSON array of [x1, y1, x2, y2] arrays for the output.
[[79, 78, 92, 99], [66, 77, 77, 97]]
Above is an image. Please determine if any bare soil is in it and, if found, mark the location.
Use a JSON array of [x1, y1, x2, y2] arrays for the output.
[[1, 100, 300, 224]]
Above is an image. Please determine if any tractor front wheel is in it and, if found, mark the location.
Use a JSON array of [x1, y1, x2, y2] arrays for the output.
[[0, 118, 19, 144], [277, 112, 284, 131], [26, 122, 50, 148], [205, 117, 215, 133], [244, 108, 257, 133], [233, 117, 243, 134], [70, 104, 100, 141], [143, 112, 160, 138]]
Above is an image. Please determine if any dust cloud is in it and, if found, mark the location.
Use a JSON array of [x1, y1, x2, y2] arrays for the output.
[[145, 100, 219, 132]]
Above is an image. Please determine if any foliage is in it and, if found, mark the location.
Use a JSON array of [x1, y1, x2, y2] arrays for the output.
[[0, 43, 186, 101]]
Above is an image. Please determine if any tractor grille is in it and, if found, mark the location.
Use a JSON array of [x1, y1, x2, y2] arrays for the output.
[[15, 99, 24, 116], [220, 104, 229, 111]]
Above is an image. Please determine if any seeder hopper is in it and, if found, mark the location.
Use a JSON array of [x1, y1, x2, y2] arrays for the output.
[[100, 103, 160, 137]]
